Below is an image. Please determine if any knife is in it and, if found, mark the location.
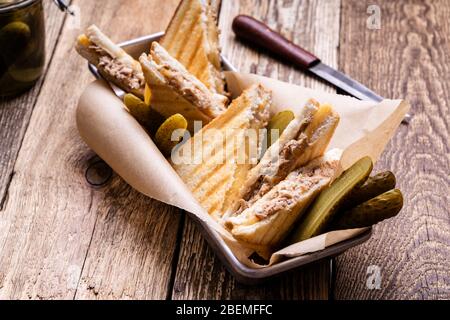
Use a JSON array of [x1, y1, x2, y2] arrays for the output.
[[232, 15, 411, 123]]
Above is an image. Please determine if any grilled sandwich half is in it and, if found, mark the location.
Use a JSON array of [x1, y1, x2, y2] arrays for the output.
[[224, 149, 342, 254], [76, 25, 145, 99], [139, 42, 228, 131], [160, 0, 227, 96], [172, 84, 272, 219], [230, 101, 340, 216]]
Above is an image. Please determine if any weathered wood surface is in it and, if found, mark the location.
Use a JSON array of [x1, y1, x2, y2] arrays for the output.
[[335, 0, 450, 299], [0, 0, 182, 300], [171, 0, 341, 300], [0, 0, 448, 300]]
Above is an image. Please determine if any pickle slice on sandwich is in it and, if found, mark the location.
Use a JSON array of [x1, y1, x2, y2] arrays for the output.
[[229, 100, 340, 217]]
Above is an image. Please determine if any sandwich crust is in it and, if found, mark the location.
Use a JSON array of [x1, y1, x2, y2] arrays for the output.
[[230, 101, 340, 218], [75, 25, 145, 98], [160, 0, 227, 96], [151, 42, 227, 117], [225, 149, 342, 253], [140, 42, 228, 130]]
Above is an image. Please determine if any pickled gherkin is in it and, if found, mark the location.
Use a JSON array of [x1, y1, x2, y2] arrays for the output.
[[331, 189, 403, 230], [289, 156, 373, 243], [0, 0, 46, 97], [8, 65, 42, 82], [155, 114, 188, 157], [267, 110, 295, 146], [123, 93, 150, 124], [123, 93, 164, 132], [0, 21, 31, 66], [342, 171, 396, 209]]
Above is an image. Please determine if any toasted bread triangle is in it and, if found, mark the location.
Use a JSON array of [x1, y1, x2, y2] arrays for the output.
[[161, 0, 226, 96], [139, 43, 228, 132], [172, 84, 272, 219]]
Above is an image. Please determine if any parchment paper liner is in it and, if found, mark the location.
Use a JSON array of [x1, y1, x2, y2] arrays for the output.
[[76, 72, 410, 268]]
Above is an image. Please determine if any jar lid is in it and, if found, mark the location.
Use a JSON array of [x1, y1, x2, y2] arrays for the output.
[[0, 0, 73, 14], [0, 0, 39, 12]]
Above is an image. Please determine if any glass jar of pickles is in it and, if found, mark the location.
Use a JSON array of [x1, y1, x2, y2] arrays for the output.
[[0, 0, 45, 98]]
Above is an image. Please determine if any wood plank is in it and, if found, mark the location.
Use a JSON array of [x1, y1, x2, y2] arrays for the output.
[[171, 0, 341, 300], [74, 178, 182, 300], [336, 0, 450, 299], [0, 0, 182, 300], [0, 0, 67, 210]]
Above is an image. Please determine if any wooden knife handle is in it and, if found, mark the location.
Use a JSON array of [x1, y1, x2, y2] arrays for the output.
[[232, 15, 321, 69]]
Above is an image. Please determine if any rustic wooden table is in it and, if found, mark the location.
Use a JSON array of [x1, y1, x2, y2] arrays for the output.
[[0, 0, 448, 300]]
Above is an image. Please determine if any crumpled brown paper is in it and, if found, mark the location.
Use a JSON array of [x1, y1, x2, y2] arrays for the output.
[[76, 72, 410, 268]]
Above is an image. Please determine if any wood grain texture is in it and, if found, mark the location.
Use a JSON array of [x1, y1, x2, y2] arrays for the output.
[[71, 0, 182, 300], [335, 0, 450, 299], [74, 178, 182, 300], [0, 0, 67, 210], [0, 0, 182, 300], [171, 0, 341, 300], [2, 0, 446, 301]]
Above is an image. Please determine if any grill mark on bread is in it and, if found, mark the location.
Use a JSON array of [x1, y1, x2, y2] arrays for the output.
[[175, 14, 203, 61], [191, 162, 228, 192], [196, 174, 231, 202], [185, 29, 204, 68], [186, 54, 209, 85], [161, 2, 191, 51], [207, 201, 221, 215], [187, 122, 254, 177], [196, 63, 212, 88]]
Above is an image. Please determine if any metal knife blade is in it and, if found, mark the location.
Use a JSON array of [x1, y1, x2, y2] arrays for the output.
[[309, 63, 383, 102], [232, 15, 412, 123], [309, 63, 411, 123]]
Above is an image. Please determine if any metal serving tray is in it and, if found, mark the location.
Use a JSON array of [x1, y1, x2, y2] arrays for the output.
[[88, 32, 372, 284]]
